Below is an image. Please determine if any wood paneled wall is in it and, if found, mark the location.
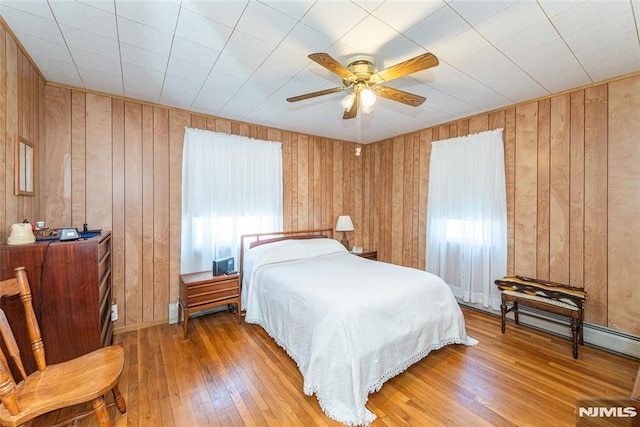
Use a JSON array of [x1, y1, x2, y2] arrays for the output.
[[1, 23, 638, 336], [0, 23, 46, 243], [360, 76, 640, 336], [42, 86, 358, 328]]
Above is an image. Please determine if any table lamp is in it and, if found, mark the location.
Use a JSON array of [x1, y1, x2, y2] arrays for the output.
[[335, 215, 354, 249]]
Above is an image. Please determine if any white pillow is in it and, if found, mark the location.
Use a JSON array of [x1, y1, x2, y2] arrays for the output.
[[295, 237, 348, 258]]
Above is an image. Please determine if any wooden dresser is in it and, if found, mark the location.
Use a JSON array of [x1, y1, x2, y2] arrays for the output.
[[0, 231, 113, 374]]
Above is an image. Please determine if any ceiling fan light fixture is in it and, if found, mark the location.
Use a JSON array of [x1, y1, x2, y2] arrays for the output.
[[361, 103, 374, 114], [360, 88, 376, 107], [340, 92, 356, 111]]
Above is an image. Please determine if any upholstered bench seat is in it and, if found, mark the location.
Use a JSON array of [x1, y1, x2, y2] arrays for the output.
[[495, 276, 587, 359]]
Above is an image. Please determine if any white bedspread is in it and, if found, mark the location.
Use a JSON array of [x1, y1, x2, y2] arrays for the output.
[[243, 239, 476, 425]]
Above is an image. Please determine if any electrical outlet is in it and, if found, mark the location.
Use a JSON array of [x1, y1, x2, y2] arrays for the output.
[[111, 303, 118, 321]]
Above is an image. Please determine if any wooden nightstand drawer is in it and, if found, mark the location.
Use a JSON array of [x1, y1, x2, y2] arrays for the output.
[[187, 280, 239, 307], [178, 271, 241, 338]]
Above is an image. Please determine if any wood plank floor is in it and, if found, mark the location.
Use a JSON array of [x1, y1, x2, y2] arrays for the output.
[[35, 307, 638, 426]]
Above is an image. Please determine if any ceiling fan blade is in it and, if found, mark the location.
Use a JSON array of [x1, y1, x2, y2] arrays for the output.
[[343, 91, 359, 119], [374, 86, 426, 107], [370, 53, 439, 84], [309, 53, 356, 82], [286, 86, 346, 103]]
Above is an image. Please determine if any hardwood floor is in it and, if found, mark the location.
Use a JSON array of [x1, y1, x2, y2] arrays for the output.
[[35, 307, 638, 426]]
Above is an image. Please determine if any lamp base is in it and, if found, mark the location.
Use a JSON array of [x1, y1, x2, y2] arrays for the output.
[[340, 232, 349, 250]]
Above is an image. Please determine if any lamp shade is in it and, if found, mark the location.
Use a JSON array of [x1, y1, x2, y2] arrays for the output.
[[335, 215, 354, 232]]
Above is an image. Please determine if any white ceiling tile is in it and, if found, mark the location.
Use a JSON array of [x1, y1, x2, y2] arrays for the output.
[[120, 43, 169, 73], [259, 0, 315, 20], [77, 66, 123, 95], [277, 23, 335, 57], [166, 57, 210, 84], [117, 17, 174, 56], [447, 0, 516, 26], [371, 0, 445, 33], [174, 7, 234, 51], [71, 48, 122, 75], [235, 1, 297, 45], [169, 36, 220, 70], [34, 56, 83, 87], [223, 30, 275, 62], [218, 96, 261, 120], [49, 0, 117, 40], [1, 6, 65, 44], [262, 45, 314, 76], [369, 38, 432, 73], [536, 0, 585, 17], [353, 0, 385, 14], [75, 0, 115, 14], [236, 81, 277, 105], [12, 31, 69, 62], [404, 5, 469, 49], [191, 82, 235, 113], [212, 52, 261, 80], [160, 74, 201, 109], [432, 28, 502, 69], [489, 19, 558, 58], [60, 24, 120, 59], [472, 1, 547, 43], [1, 0, 54, 19], [248, 67, 292, 90], [122, 62, 165, 102], [115, 0, 180, 33], [203, 69, 246, 92], [339, 15, 400, 55], [180, 0, 247, 28], [569, 30, 640, 82], [301, 1, 368, 40], [549, 0, 631, 34]]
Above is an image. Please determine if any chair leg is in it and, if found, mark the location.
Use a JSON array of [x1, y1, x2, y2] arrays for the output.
[[92, 396, 111, 427], [112, 384, 127, 414]]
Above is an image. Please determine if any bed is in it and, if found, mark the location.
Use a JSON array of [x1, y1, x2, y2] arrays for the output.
[[240, 229, 476, 425]]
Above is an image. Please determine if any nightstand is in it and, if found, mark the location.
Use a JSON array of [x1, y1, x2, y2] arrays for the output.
[[178, 271, 241, 338], [354, 249, 377, 260]]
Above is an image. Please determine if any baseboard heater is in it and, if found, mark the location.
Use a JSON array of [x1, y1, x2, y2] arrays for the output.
[[459, 300, 640, 360]]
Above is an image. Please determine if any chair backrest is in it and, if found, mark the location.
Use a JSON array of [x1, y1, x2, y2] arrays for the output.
[[0, 267, 46, 415]]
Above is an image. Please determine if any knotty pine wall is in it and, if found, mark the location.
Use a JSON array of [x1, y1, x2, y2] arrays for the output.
[[360, 75, 640, 336]]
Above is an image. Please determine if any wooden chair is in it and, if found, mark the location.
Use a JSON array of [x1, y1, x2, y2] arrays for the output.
[[0, 267, 126, 426]]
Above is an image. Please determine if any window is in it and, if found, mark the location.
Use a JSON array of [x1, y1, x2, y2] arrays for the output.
[[181, 128, 282, 274], [426, 129, 507, 309]]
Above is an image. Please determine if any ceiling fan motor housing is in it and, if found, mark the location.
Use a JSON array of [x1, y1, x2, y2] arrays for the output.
[[345, 55, 377, 84]]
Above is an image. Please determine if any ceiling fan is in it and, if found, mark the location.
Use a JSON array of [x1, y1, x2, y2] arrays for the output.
[[286, 52, 439, 119]]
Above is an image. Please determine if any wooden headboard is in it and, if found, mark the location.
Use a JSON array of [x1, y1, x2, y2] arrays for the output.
[[239, 228, 334, 277]]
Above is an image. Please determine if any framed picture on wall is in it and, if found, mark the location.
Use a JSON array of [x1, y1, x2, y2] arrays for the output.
[[15, 134, 35, 196]]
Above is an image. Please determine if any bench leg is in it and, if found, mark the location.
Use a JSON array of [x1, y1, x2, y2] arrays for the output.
[[579, 308, 585, 345], [500, 297, 507, 334], [513, 301, 519, 325], [571, 319, 579, 359]]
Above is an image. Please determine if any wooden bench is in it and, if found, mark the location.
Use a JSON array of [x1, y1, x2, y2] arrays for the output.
[[495, 276, 587, 359]]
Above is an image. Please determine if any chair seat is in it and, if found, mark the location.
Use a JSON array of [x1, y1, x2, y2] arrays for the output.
[[0, 345, 124, 426]]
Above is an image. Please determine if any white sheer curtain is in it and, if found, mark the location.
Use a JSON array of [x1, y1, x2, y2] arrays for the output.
[[426, 128, 507, 310], [181, 128, 283, 274]]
